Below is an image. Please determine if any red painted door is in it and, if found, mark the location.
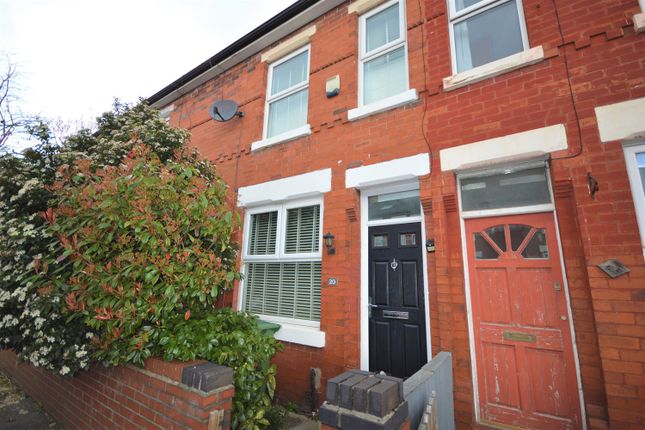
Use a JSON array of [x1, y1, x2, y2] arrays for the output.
[[465, 213, 582, 430]]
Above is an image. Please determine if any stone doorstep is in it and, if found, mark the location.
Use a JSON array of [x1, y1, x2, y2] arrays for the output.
[[285, 412, 319, 430]]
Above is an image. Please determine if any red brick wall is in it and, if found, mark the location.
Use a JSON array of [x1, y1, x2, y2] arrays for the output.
[[423, 0, 645, 429], [169, 0, 431, 412], [0, 351, 234, 430], [162, 0, 645, 428]]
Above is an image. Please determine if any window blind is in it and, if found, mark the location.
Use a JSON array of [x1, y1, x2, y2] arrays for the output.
[[245, 262, 321, 321], [248, 211, 277, 255], [285, 205, 320, 253]]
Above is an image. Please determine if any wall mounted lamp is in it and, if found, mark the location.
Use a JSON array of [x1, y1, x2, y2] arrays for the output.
[[323, 232, 336, 255]]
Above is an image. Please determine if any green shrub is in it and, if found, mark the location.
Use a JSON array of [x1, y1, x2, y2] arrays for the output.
[[2, 102, 283, 428], [1, 102, 191, 375], [160, 309, 283, 430], [36, 144, 239, 366]]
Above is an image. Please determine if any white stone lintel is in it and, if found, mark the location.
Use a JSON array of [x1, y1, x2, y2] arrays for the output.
[[440, 124, 568, 172], [261, 25, 316, 64], [237, 168, 332, 207], [348, 0, 389, 15], [595, 97, 645, 143], [346, 153, 430, 188]]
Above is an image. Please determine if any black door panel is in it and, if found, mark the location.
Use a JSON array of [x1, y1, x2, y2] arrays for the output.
[[368, 222, 427, 378]]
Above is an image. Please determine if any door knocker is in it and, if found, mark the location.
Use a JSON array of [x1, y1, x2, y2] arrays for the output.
[[390, 258, 399, 271]]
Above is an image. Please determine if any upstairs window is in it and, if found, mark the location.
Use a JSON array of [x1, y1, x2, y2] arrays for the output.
[[359, 0, 409, 105], [242, 200, 322, 325], [264, 46, 310, 139], [448, 0, 528, 73]]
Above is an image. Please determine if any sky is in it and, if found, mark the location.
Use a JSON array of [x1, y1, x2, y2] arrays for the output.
[[0, 0, 297, 147]]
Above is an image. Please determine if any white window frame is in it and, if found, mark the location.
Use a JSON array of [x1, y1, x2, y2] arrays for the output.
[[239, 197, 324, 330], [447, 0, 529, 74], [262, 45, 311, 141], [358, 0, 410, 108], [623, 143, 645, 257]]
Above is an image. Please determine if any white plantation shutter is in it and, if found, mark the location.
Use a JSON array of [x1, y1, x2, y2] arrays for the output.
[[285, 205, 320, 253], [244, 262, 321, 321], [243, 202, 322, 323], [248, 211, 277, 255]]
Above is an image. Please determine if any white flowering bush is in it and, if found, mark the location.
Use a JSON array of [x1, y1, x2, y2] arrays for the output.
[[0, 101, 190, 376], [0, 134, 92, 375]]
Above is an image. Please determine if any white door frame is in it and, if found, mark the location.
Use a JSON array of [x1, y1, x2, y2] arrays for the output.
[[456, 161, 587, 429], [359, 180, 433, 371]]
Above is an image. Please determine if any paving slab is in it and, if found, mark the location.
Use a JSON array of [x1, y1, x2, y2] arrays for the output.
[[0, 370, 59, 430], [285, 411, 319, 430]]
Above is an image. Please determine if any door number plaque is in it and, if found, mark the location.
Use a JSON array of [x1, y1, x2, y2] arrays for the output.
[[503, 331, 536, 343], [383, 310, 409, 320]]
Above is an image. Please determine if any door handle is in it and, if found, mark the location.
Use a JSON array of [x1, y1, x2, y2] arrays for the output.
[[368, 303, 378, 318]]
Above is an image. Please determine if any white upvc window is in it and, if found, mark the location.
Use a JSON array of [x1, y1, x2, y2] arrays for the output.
[[448, 0, 529, 73], [241, 198, 323, 328], [624, 143, 645, 256], [263, 45, 310, 140], [358, 0, 409, 106]]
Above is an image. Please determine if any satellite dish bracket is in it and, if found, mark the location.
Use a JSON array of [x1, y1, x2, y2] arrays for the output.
[[208, 100, 244, 122]]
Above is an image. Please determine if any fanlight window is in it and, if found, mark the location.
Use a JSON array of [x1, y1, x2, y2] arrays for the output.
[[474, 224, 549, 260]]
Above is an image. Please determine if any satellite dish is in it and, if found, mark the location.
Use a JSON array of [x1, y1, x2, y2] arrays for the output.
[[208, 100, 244, 122]]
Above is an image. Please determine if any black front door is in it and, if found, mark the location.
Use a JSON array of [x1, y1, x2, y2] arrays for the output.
[[368, 222, 427, 378]]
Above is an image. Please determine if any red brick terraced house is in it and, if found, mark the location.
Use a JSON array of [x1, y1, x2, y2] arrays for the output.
[[147, 1, 645, 429]]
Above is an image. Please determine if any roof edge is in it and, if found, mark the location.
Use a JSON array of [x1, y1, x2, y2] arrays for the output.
[[148, 0, 344, 108]]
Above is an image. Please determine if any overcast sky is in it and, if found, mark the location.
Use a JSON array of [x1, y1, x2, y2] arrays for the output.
[[0, 0, 296, 147]]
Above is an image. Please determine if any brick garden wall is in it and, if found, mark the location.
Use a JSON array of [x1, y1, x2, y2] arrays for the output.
[[0, 350, 234, 430]]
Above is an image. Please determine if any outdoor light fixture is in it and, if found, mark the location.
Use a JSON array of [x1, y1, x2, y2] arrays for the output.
[[323, 232, 335, 255]]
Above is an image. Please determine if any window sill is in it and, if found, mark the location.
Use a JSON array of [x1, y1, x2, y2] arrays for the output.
[[443, 46, 545, 92], [271, 322, 326, 348], [634, 13, 645, 33], [347, 89, 418, 122], [251, 124, 312, 152]]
